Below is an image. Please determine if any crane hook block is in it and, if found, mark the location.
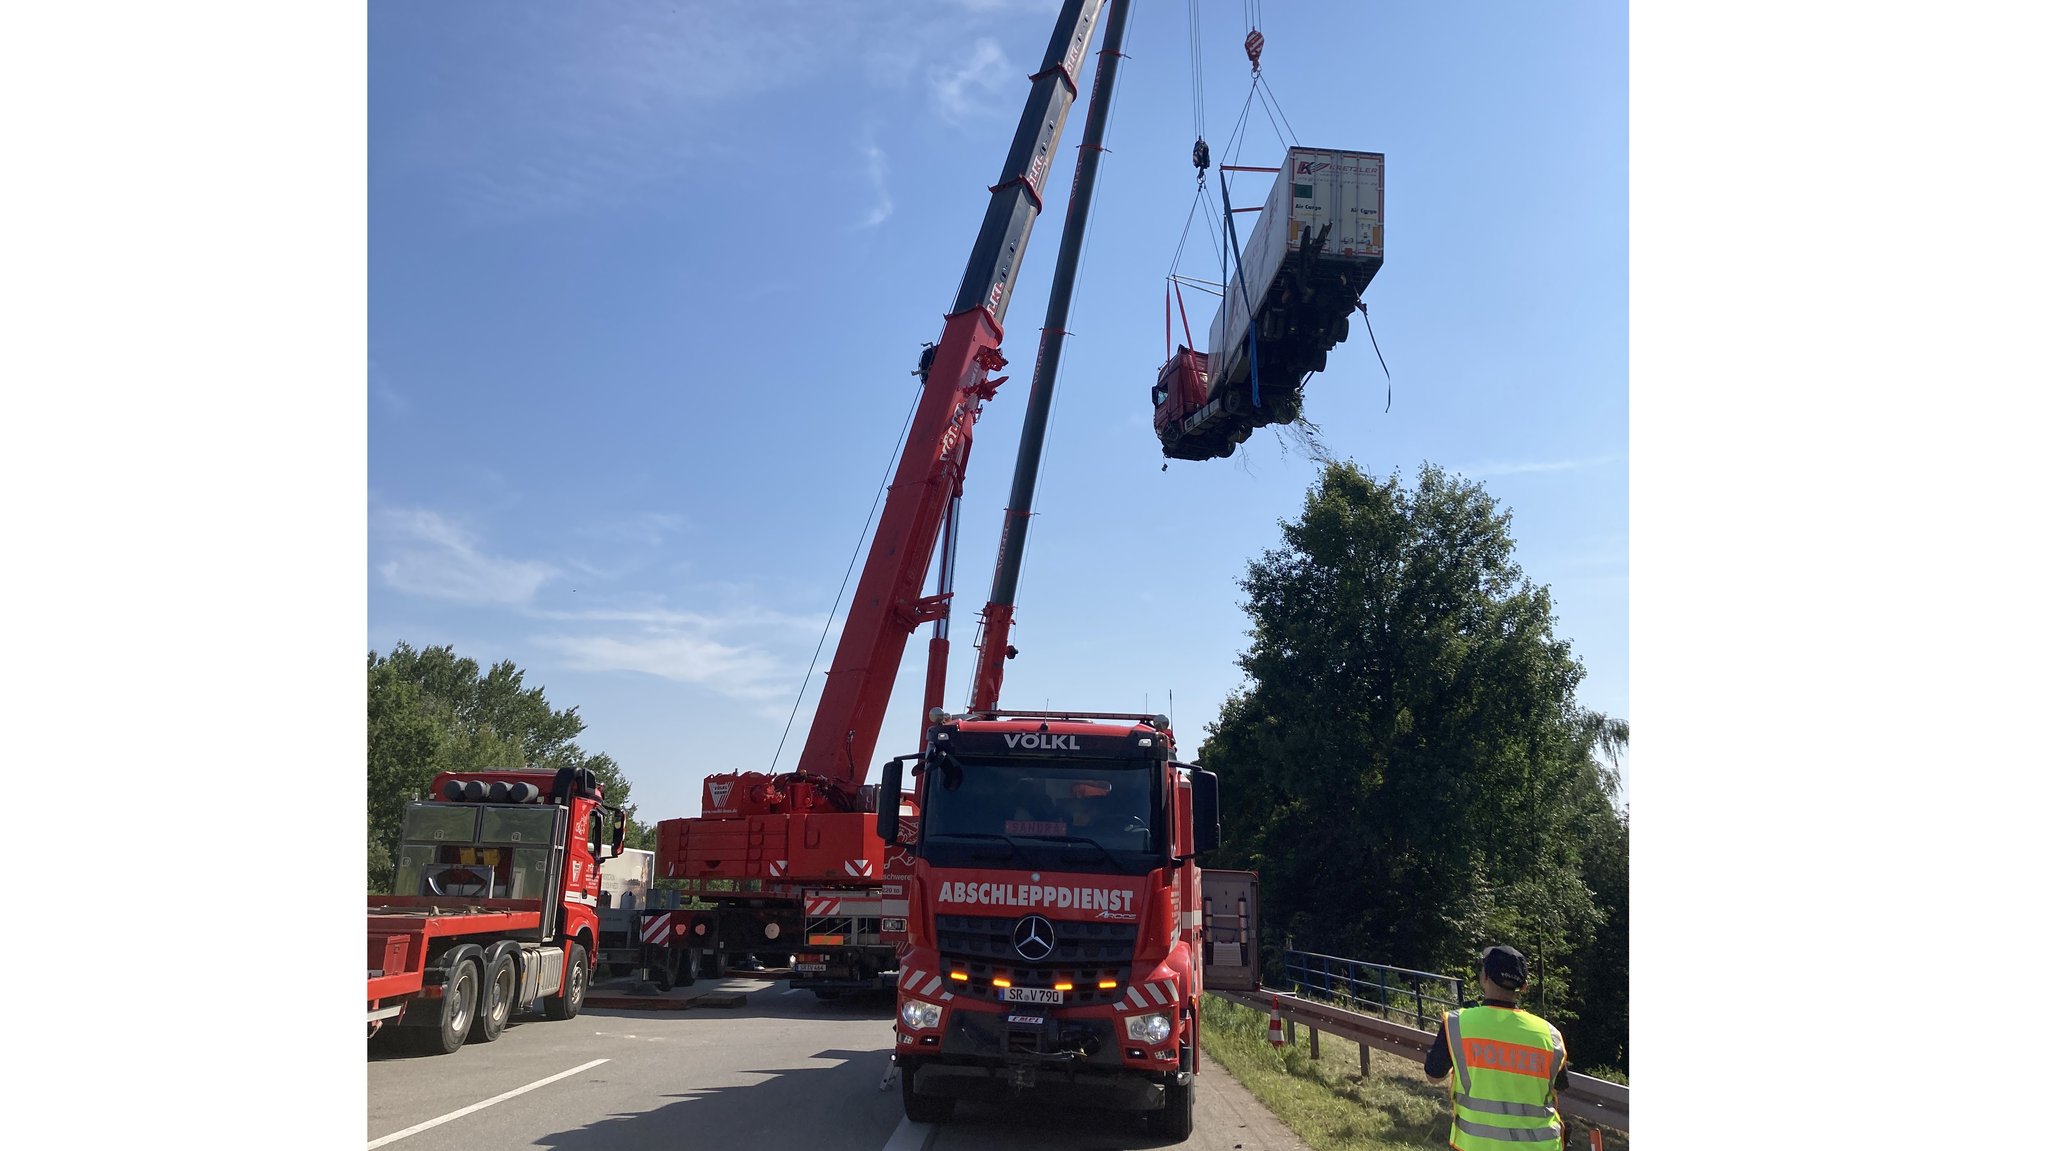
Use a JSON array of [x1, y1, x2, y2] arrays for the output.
[[1245, 28, 1264, 71], [1192, 138, 1211, 172]]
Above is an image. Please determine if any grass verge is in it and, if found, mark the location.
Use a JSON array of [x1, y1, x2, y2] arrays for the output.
[[1197, 994, 1627, 1151]]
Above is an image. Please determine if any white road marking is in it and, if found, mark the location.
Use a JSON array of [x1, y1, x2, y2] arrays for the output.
[[366, 1058, 610, 1149], [880, 1115, 935, 1151]]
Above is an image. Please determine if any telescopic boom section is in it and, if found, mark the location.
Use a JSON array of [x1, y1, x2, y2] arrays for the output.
[[792, 0, 1109, 793], [969, 0, 1132, 714]]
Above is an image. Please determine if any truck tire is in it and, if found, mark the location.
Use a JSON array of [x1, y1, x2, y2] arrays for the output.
[[469, 951, 516, 1044], [1154, 1078, 1194, 1140], [900, 1064, 955, 1123], [405, 958, 478, 1056], [544, 943, 589, 1021]]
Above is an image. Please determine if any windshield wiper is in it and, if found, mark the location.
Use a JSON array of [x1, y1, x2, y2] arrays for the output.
[[928, 831, 1026, 863], [1014, 834, 1118, 866]]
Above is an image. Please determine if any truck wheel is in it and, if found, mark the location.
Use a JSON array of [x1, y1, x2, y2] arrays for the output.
[[544, 943, 589, 1020], [672, 948, 698, 988], [1154, 1078, 1195, 1140], [469, 951, 515, 1044], [406, 958, 478, 1056], [900, 1064, 955, 1123]]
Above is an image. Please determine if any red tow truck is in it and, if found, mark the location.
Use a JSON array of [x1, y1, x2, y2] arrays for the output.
[[877, 711, 1220, 1138], [368, 767, 624, 1055]]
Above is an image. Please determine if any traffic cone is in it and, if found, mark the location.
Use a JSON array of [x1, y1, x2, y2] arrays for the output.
[[1268, 995, 1285, 1048]]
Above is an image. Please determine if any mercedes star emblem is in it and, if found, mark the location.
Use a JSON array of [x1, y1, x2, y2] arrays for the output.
[[1012, 915, 1056, 961]]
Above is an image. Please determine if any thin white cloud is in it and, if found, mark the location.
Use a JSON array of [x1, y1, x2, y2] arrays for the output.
[[536, 631, 787, 699], [530, 602, 837, 704], [929, 37, 1013, 123], [1449, 453, 1625, 479], [573, 511, 689, 549], [374, 508, 557, 605], [855, 138, 893, 229]]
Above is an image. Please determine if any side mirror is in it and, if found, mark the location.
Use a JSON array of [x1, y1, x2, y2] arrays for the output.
[[1191, 769, 1220, 855], [611, 815, 626, 859], [877, 756, 905, 845]]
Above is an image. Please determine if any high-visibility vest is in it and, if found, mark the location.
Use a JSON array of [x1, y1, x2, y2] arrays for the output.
[[1443, 1005, 1565, 1151]]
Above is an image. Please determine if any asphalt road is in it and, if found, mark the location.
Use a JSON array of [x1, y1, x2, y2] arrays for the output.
[[368, 976, 1308, 1151]]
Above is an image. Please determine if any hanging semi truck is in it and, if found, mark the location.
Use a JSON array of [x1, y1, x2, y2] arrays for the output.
[[1154, 147, 1386, 461], [368, 767, 624, 1055], [876, 710, 1220, 1138]]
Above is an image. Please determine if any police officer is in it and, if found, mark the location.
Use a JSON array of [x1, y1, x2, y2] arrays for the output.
[[1425, 945, 1569, 1151]]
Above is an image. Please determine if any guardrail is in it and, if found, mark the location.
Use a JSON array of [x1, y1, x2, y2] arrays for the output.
[[1280, 949, 1465, 1031], [1210, 988, 1629, 1134]]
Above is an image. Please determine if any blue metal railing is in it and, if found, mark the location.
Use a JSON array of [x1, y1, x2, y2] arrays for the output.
[[1281, 949, 1464, 1031]]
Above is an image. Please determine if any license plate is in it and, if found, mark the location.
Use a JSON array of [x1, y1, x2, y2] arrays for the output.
[[1002, 986, 1064, 1004], [796, 964, 828, 972]]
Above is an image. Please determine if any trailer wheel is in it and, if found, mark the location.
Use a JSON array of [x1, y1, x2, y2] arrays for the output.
[[658, 947, 697, 989], [900, 1064, 955, 1123], [469, 951, 515, 1044], [404, 958, 479, 1056], [544, 943, 589, 1020]]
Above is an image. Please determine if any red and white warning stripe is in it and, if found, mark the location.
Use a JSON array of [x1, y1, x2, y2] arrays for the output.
[[844, 859, 873, 878], [767, 860, 788, 876], [898, 968, 957, 1002], [805, 896, 839, 918], [1112, 979, 1181, 1013], [641, 912, 673, 946]]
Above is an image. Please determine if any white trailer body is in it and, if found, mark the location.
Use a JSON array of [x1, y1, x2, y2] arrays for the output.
[[1206, 148, 1384, 392]]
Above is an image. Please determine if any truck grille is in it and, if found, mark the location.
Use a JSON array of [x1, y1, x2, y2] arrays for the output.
[[933, 914, 1140, 1007]]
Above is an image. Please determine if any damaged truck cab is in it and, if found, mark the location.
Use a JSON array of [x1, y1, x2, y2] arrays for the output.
[[878, 711, 1221, 1137]]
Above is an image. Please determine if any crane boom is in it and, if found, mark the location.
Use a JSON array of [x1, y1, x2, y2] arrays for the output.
[[791, 0, 1110, 792], [969, 0, 1133, 713]]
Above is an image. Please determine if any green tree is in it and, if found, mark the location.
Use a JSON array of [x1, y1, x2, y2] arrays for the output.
[[367, 643, 639, 892], [1201, 462, 1626, 1054]]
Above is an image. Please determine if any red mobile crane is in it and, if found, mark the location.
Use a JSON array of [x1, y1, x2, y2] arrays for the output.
[[649, 0, 1121, 994]]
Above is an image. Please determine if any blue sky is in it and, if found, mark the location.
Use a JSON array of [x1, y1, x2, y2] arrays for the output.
[[368, 0, 1628, 824]]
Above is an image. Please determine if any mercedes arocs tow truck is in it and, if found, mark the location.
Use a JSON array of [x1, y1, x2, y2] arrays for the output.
[[877, 710, 1220, 1138]]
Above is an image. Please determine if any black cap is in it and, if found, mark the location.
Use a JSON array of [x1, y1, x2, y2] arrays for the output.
[[1481, 945, 1527, 991]]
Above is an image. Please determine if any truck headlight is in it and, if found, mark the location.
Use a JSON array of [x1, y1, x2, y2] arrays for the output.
[[1122, 1011, 1173, 1045], [900, 999, 943, 1031]]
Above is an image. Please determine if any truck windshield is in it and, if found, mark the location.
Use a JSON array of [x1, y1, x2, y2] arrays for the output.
[[390, 804, 558, 900], [919, 759, 1161, 875]]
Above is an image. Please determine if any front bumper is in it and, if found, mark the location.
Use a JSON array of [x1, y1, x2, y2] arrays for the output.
[[895, 1003, 1188, 1109]]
